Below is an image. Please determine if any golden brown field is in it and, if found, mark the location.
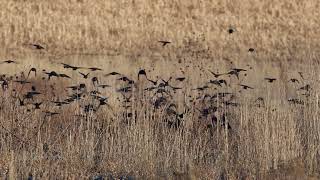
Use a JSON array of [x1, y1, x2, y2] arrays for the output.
[[0, 0, 320, 179]]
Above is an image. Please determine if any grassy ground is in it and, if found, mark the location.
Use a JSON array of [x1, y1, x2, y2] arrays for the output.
[[0, 0, 320, 179]]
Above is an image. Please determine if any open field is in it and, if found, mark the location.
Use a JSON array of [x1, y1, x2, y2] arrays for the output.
[[0, 0, 320, 179]]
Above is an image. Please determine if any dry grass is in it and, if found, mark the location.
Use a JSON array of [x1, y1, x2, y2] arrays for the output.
[[0, 0, 320, 179]]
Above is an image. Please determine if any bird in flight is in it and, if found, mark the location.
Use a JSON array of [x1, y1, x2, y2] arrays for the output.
[[228, 27, 235, 34], [1, 60, 18, 64], [61, 63, 83, 71], [59, 73, 71, 79], [44, 71, 59, 80], [175, 77, 186, 82], [105, 72, 121, 76], [98, 84, 111, 89], [138, 69, 147, 80], [264, 78, 277, 83], [209, 70, 224, 78], [87, 67, 102, 71], [79, 72, 90, 79], [28, 68, 37, 78], [298, 72, 304, 80], [239, 84, 254, 90], [298, 84, 311, 91], [158, 41, 171, 46], [288, 78, 299, 83], [30, 43, 45, 50]]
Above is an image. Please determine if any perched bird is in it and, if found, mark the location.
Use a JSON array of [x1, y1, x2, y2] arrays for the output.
[[158, 40, 171, 46]]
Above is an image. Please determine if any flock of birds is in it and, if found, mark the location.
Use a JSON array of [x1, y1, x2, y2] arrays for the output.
[[0, 29, 314, 132]]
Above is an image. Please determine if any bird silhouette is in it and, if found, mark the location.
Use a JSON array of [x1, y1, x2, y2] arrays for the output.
[[248, 48, 255, 52], [192, 85, 209, 91], [298, 84, 311, 91], [228, 28, 235, 34], [288, 78, 299, 83], [138, 69, 147, 80], [79, 72, 89, 79], [288, 98, 304, 105], [24, 91, 41, 100], [59, 74, 71, 79], [61, 63, 83, 71], [209, 80, 224, 87], [117, 86, 132, 93], [27, 68, 37, 78], [1, 80, 9, 91], [98, 84, 111, 89], [88, 67, 102, 71], [52, 101, 69, 107], [33, 102, 42, 109], [91, 77, 99, 86], [18, 97, 26, 106], [14, 80, 31, 84], [225, 70, 241, 79], [147, 78, 157, 85], [1, 60, 18, 64], [239, 84, 254, 90], [30, 43, 45, 50], [265, 78, 277, 83], [298, 72, 304, 80], [209, 70, 224, 78], [44, 71, 59, 80], [176, 77, 186, 82], [158, 41, 171, 46], [105, 72, 121, 76], [43, 111, 60, 118]]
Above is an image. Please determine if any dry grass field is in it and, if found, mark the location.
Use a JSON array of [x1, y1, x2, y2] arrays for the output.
[[0, 0, 320, 179]]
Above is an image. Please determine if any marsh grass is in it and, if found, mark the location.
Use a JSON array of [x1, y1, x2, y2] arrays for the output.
[[0, 0, 320, 179]]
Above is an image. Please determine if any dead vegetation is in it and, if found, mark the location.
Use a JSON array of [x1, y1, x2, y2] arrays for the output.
[[0, 0, 320, 179]]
